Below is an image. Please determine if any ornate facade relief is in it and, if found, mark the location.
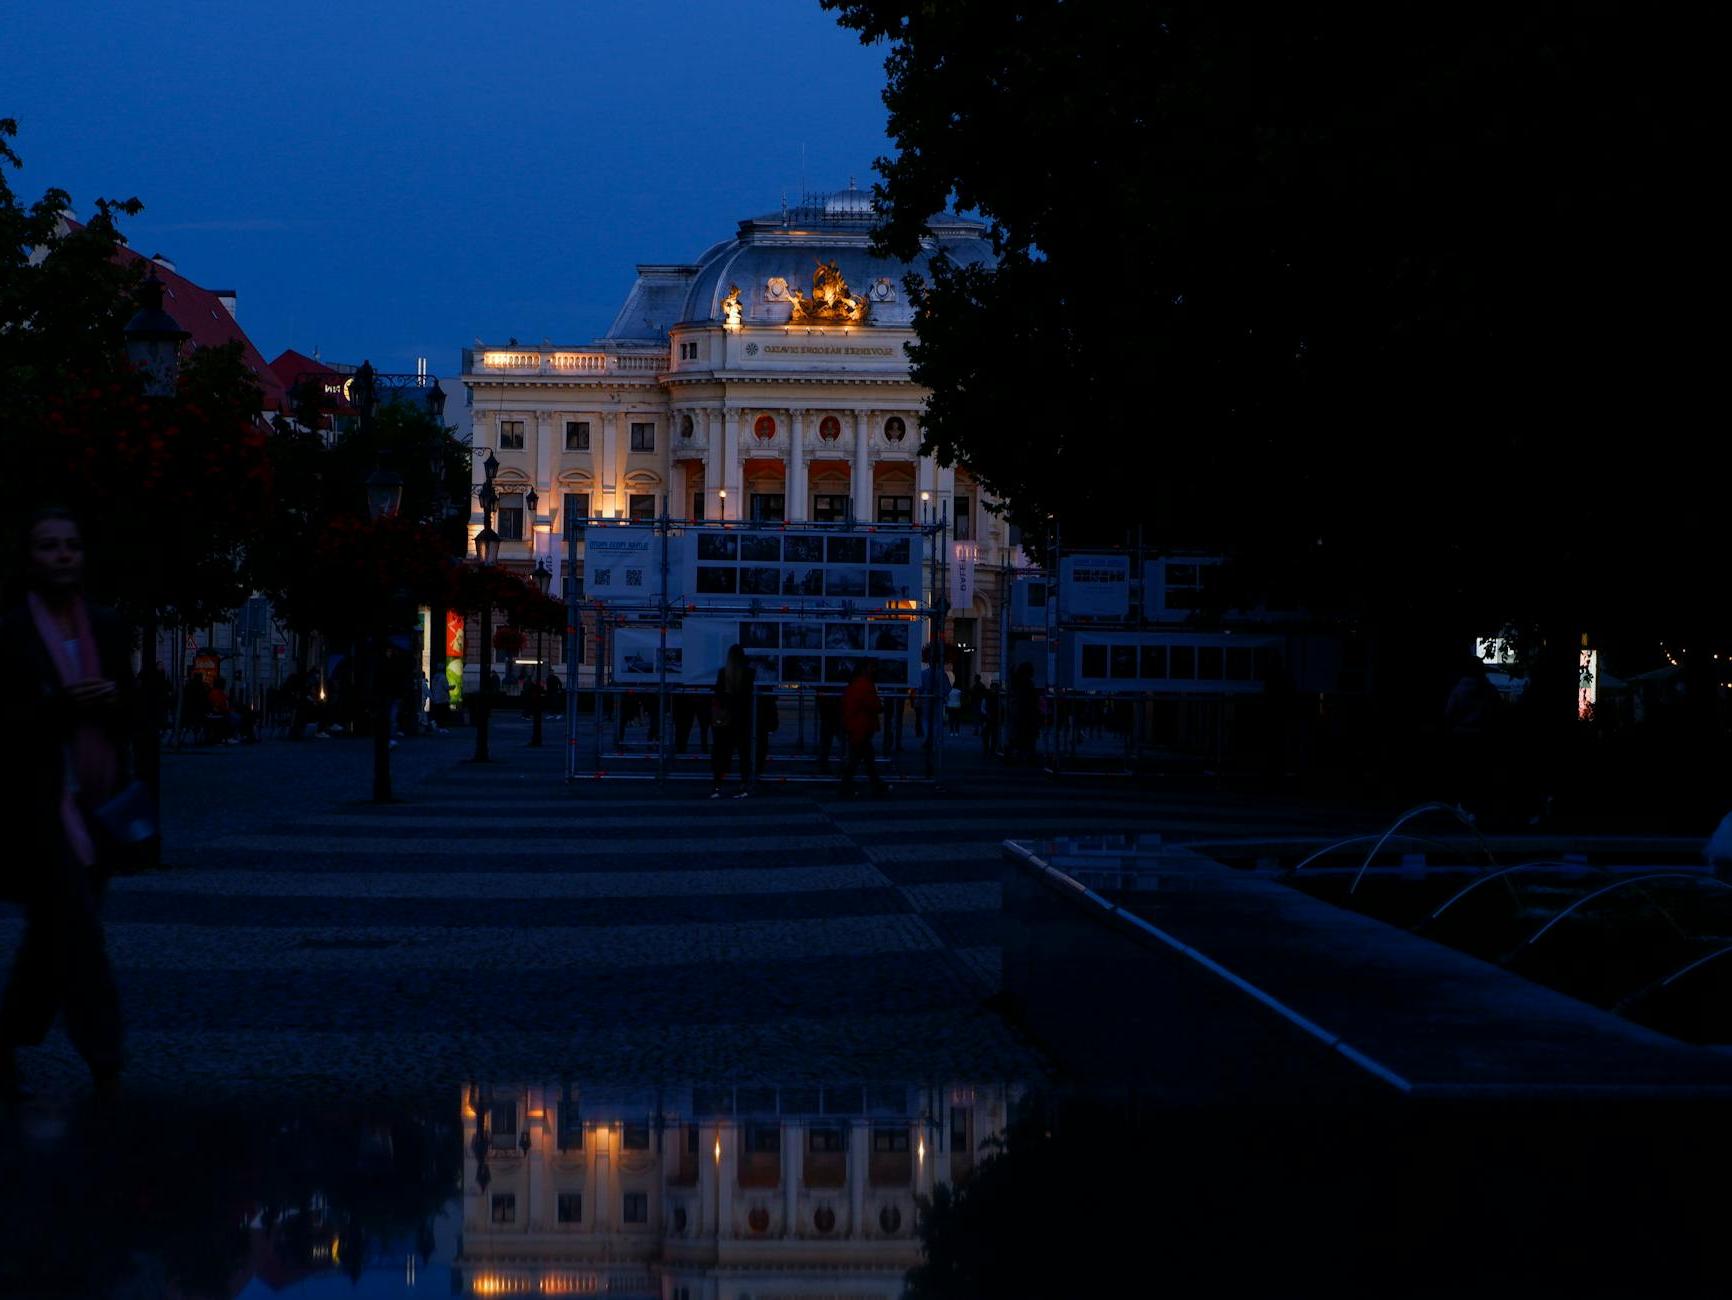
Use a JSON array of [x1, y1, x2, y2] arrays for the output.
[[787, 259, 869, 325]]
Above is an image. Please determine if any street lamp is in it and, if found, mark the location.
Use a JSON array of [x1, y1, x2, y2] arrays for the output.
[[365, 456, 407, 803], [122, 271, 188, 836], [123, 270, 190, 398], [528, 558, 552, 748], [472, 448, 501, 762]]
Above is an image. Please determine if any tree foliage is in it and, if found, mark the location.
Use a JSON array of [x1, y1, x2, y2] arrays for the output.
[[824, 5, 1721, 665]]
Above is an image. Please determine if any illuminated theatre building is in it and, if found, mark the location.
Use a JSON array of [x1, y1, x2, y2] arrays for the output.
[[456, 1082, 1011, 1297], [460, 187, 1014, 687]]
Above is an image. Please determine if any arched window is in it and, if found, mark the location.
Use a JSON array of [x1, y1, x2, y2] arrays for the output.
[[819, 415, 842, 441], [680, 413, 694, 439], [754, 414, 777, 440], [884, 416, 907, 442]]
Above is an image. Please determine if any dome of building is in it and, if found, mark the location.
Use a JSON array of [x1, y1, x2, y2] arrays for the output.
[[602, 187, 993, 340]]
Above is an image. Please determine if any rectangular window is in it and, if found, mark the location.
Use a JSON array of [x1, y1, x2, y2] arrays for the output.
[[622, 1192, 648, 1224], [953, 496, 973, 541], [630, 421, 655, 452], [498, 419, 525, 450], [877, 496, 913, 524], [950, 1106, 968, 1150], [557, 1193, 582, 1224], [497, 506, 524, 541], [622, 1122, 650, 1151], [808, 1125, 845, 1153], [813, 494, 849, 522], [749, 1123, 781, 1154], [1197, 645, 1223, 679], [750, 493, 785, 522], [563, 493, 590, 535], [691, 492, 705, 522], [872, 1127, 910, 1153], [628, 494, 656, 521], [557, 1106, 584, 1151], [1170, 645, 1195, 679], [687, 1124, 700, 1154], [491, 1194, 516, 1224], [490, 1101, 517, 1137], [565, 420, 590, 451]]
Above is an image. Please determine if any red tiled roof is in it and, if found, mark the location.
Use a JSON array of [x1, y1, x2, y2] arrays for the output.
[[267, 348, 355, 415], [66, 219, 287, 410]]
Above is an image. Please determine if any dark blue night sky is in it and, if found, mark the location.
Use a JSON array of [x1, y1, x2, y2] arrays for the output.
[[3, 0, 891, 378]]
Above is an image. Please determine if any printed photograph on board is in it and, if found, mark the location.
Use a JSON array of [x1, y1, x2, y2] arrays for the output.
[[1111, 645, 1140, 679], [783, 567, 825, 596], [1081, 644, 1108, 679], [825, 567, 867, 597], [1141, 645, 1168, 679], [784, 535, 823, 563], [698, 533, 738, 562], [696, 567, 737, 594], [739, 622, 780, 649], [868, 569, 900, 598], [748, 653, 780, 682], [824, 655, 859, 683], [870, 537, 911, 566], [827, 536, 867, 565], [782, 654, 821, 682], [870, 624, 910, 652], [740, 566, 780, 595], [783, 623, 824, 650], [825, 624, 865, 651], [873, 656, 910, 685], [740, 535, 781, 562]]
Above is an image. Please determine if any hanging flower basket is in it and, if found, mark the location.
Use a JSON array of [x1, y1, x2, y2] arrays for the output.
[[493, 626, 526, 656]]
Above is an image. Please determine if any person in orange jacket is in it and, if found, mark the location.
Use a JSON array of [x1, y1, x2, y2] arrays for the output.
[[839, 660, 887, 796]]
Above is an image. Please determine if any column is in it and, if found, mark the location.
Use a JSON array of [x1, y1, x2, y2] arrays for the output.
[[601, 410, 621, 517], [847, 1119, 868, 1238], [697, 1122, 716, 1236], [723, 409, 744, 519], [717, 1122, 737, 1238], [535, 413, 554, 524], [788, 410, 808, 521], [782, 1120, 803, 1237], [705, 408, 725, 521], [852, 410, 872, 523]]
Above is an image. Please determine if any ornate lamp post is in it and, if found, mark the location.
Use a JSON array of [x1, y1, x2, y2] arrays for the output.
[[472, 450, 501, 762], [366, 454, 405, 802], [123, 271, 188, 816]]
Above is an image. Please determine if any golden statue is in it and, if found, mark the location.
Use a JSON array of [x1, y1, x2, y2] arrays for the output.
[[721, 284, 743, 328], [788, 258, 869, 324]]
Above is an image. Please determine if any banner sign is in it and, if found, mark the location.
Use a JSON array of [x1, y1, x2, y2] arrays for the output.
[[586, 529, 664, 598], [681, 527, 922, 609], [950, 541, 978, 611], [1067, 631, 1279, 694], [1059, 554, 1131, 621]]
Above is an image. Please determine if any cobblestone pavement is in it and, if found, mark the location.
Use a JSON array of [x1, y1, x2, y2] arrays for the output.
[[1, 721, 1374, 1100]]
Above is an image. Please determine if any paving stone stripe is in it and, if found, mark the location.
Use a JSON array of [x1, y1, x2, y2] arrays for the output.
[[170, 844, 874, 874], [13, 1009, 1033, 1098], [259, 815, 836, 841], [102, 886, 913, 929], [901, 882, 1002, 913], [111, 864, 892, 899], [202, 831, 856, 857], [114, 950, 972, 1032], [5, 913, 936, 973]]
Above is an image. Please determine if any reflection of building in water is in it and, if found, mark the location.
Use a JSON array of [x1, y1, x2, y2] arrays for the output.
[[456, 1081, 1013, 1297]]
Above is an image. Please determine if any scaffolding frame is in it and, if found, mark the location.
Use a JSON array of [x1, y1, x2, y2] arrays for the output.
[[561, 506, 950, 784]]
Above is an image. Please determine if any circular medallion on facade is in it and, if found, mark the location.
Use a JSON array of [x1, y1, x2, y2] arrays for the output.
[[884, 416, 907, 442], [879, 1204, 902, 1234], [680, 413, 694, 439], [870, 276, 897, 302], [754, 415, 777, 440], [744, 341, 758, 356], [814, 1205, 836, 1233], [819, 415, 842, 441], [766, 275, 790, 300], [748, 1206, 770, 1234]]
